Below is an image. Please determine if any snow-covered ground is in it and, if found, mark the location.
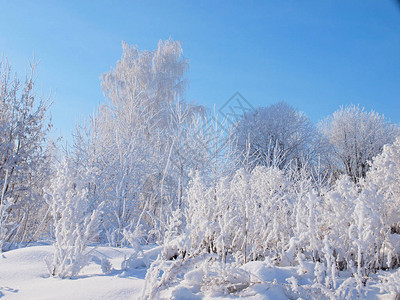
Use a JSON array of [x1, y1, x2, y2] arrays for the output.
[[0, 245, 399, 299], [0, 245, 147, 299]]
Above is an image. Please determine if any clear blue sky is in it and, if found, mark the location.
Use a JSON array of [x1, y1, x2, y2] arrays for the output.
[[1, 0, 400, 140]]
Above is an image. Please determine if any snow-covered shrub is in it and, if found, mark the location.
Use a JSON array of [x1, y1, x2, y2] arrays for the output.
[[120, 227, 150, 272], [321, 175, 359, 268], [318, 237, 338, 289], [181, 166, 295, 264], [246, 166, 294, 263], [45, 159, 104, 278], [288, 169, 325, 265], [344, 138, 400, 271], [162, 208, 185, 260], [366, 137, 400, 233], [349, 188, 383, 292], [182, 171, 217, 257], [141, 254, 188, 299]]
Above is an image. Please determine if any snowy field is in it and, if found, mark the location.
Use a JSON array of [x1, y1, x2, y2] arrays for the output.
[[1, 244, 399, 299]]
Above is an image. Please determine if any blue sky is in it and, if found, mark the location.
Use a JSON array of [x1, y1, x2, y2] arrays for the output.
[[1, 0, 400, 140]]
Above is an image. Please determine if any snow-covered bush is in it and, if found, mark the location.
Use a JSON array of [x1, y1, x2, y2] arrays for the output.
[[142, 254, 187, 299], [181, 166, 295, 264], [365, 137, 400, 233], [321, 175, 358, 268], [45, 159, 104, 278], [120, 227, 150, 272], [246, 166, 294, 263], [349, 188, 383, 292]]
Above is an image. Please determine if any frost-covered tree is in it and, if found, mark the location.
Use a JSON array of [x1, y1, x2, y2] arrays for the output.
[[0, 59, 52, 251], [45, 159, 104, 278], [320, 105, 398, 182], [70, 40, 208, 245], [235, 102, 320, 171]]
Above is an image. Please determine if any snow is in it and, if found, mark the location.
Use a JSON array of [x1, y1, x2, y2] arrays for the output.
[[0, 245, 398, 299], [0, 245, 145, 299]]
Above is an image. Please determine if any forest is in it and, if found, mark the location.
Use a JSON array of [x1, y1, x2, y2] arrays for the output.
[[1, 40, 400, 299]]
